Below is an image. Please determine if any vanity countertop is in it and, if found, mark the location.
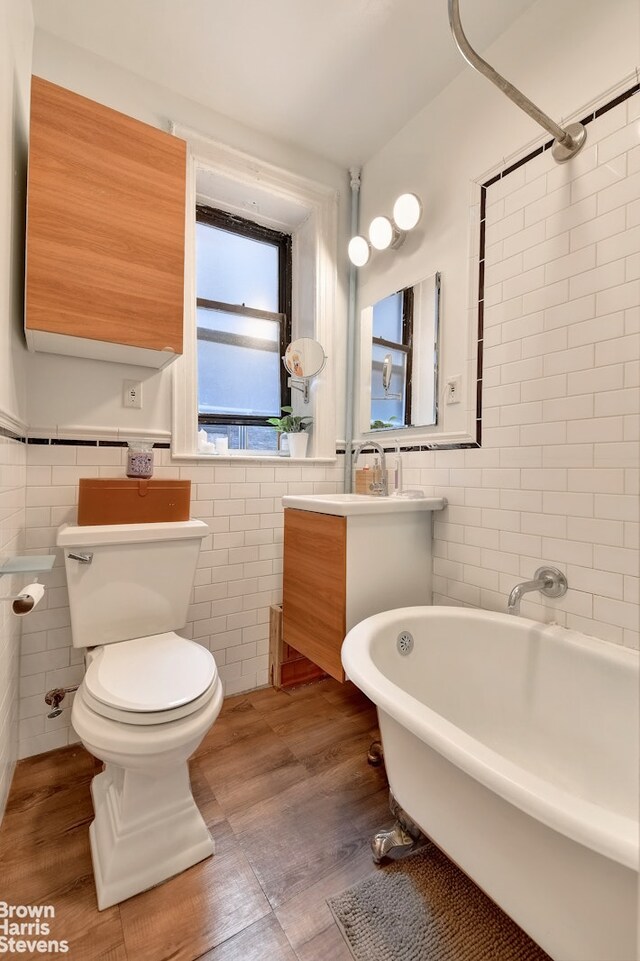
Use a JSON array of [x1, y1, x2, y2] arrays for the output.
[[281, 493, 446, 516]]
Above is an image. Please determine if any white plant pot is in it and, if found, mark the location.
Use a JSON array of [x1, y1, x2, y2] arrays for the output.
[[286, 432, 309, 458]]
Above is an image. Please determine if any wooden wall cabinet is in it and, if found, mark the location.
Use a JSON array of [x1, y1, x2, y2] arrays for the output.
[[25, 76, 187, 368], [283, 506, 435, 682]]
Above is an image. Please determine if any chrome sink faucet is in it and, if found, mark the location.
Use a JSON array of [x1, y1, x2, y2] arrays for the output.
[[507, 567, 568, 615], [352, 440, 388, 496]]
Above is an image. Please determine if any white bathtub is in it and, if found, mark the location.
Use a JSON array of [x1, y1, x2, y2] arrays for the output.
[[342, 606, 639, 961]]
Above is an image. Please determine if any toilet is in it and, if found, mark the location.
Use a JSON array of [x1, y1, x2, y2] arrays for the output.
[[57, 519, 222, 910]]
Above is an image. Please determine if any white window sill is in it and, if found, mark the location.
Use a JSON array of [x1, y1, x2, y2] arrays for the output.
[[171, 451, 338, 464]]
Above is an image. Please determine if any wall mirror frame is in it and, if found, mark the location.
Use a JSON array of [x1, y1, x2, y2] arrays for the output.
[[357, 271, 442, 438]]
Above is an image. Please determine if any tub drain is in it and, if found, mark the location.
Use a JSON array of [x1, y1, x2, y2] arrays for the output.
[[397, 631, 414, 655]]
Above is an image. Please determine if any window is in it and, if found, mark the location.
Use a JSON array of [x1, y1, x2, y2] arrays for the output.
[[196, 205, 292, 450], [369, 286, 413, 429]]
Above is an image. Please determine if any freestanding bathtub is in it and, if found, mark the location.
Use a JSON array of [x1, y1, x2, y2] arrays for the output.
[[342, 606, 639, 961]]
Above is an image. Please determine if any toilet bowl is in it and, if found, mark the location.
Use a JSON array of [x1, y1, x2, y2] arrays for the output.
[[57, 520, 221, 910]]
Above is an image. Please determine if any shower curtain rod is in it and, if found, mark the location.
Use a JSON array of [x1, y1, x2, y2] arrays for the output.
[[448, 0, 586, 163]]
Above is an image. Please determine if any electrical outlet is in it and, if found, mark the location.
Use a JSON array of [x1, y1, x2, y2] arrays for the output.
[[445, 375, 462, 405], [123, 380, 142, 409]]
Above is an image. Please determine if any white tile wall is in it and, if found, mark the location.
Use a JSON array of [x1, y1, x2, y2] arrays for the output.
[[429, 92, 639, 646], [0, 435, 26, 815], [19, 446, 344, 758]]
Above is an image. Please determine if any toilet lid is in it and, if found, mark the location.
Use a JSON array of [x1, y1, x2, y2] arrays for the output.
[[84, 632, 216, 713]]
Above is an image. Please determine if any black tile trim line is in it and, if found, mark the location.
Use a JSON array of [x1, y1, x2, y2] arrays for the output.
[[24, 437, 171, 448], [476, 83, 639, 452], [0, 426, 26, 443], [19, 435, 478, 456]]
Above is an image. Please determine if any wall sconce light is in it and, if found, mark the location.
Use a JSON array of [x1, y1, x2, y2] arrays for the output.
[[348, 192, 422, 266], [347, 235, 371, 267]]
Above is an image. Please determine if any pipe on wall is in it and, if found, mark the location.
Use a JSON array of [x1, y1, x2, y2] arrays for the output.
[[343, 166, 361, 492]]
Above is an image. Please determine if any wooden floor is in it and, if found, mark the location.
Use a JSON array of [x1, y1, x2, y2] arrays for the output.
[[0, 679, 392, 961]]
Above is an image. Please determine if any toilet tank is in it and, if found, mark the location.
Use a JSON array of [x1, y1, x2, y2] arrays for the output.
[[57, 520, 209, 648]]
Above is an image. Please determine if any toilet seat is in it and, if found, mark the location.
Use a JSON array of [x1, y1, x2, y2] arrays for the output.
[[82, 632, 217, 726]]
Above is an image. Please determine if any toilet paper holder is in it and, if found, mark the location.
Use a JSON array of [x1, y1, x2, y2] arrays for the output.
[[0, 556, 54, 615], [0, 581, 46, 615]]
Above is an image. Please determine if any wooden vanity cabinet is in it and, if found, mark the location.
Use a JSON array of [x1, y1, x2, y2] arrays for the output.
[[283, 507, 433, 682], [25, 76, 187, 367], [283, 509, 347, 681]]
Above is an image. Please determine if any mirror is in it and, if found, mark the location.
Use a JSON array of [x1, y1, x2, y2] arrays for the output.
[[284, 337, 327, 403], [284, 338, 326, 378], [359, 272, 440, 433]]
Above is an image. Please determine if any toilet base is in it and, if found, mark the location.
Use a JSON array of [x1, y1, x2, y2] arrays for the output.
[[89, 762, 214, 910]]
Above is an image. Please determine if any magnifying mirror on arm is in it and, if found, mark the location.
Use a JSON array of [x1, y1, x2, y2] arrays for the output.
[[283, 338, 327, 403]]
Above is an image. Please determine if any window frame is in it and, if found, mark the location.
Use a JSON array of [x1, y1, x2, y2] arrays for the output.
[[195, 204, 292, 429]]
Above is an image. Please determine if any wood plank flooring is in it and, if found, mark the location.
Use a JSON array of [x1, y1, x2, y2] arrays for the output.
[[0, 679, 392, 961]]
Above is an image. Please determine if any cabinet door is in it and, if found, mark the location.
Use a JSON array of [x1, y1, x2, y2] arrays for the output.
[[25, 77, 186, 364], [283, 509, 346, 682]]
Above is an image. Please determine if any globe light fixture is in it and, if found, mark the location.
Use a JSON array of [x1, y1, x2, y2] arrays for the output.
[[347, 235, 371, 267], [368, 215, 396, 250], [393, 192, 423, 231]]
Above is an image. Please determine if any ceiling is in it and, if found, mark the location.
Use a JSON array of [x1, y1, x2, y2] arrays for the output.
[[32, 0, 539, 167]]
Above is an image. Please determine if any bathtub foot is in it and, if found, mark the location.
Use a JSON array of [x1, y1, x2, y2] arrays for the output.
[[371, 822, 416, 863], [367, 740, 384, 766], [371, 793, 425, 863]]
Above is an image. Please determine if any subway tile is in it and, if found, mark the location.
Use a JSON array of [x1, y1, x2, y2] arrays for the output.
[[595, 387, 639, 417], [502, 265, 545, 300], [593, 596, 639, 631], [566, 416, 624, 444], [567, 564, 624, 600], [570, 206, 626, 251], [572, 261, 626, 305], [566, 614, 622, 646], [522, 232, 569, 271], [524, 184, 571, 227], [545, 245, 596, 285], [484, 296, 523, 327], [521, 373, 567, 403], [499, 401, 543, 426], [596, 280, 640, 317], [542, 536, 593, 567], [502, 219, 546, 257], [597, 169, 640, 215], [568, 311, 625, 348], [521, 327, 567, 359], [544, 293, 595, 331], [500, 311, 544, 344], [567, 516, 624, 547], [597, 224, 640, 266], [544, 344, 594, 376], [481, 508, 520, 532], [521, 512, 567, 538], [523, 278, 569, 314], [594, 494, 639, 522], [594, 442, 640, 468], [567, 363, 623, 395], [500, 357, 544, 385], [570, 155, 627, 205], [484, 251, 523, 288], [521, 468, 567, 490], [499, 530, 542, 557], [545, 193, 596, 239]]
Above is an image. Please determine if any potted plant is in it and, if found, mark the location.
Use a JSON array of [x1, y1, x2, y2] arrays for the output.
[[266, 406, 313, 458]]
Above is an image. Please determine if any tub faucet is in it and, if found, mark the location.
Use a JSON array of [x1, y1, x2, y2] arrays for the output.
[[352, 441, 388, 495], [507, 567, 568, 615]]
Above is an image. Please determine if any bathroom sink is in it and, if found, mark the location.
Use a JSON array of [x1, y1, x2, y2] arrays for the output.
[[281, 493, 446, 516]]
